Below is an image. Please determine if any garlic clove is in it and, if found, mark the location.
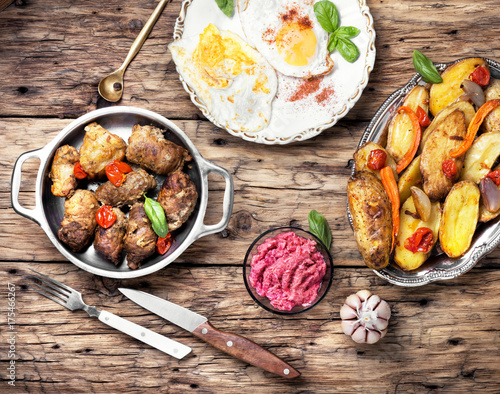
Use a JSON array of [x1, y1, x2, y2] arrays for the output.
[[340, 304, 358, 320], [356, 289, 372, 302], [373, 317, 389, 331], [366, 330, 382, 344], [374, 300, 392, 320], [364, 294, 381, 311], [345, 294, 362, 309], [351, 326, 367, 343], [341, 320, 360, 336], [380, 328, 388, 339]]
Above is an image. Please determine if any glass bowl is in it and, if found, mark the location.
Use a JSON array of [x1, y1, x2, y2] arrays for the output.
[[243, 227, 334, 315]]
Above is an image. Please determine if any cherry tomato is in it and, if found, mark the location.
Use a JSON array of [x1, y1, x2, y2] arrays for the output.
[[404, 227, 433, 254], [74, 162, 88, 179], [156, 233, 172, 255], [469, 66, 490, 86], [105, 161, 132, 187], [486, 169, 500, 186], [442, 159, 458, 180], [109, 160, 132, 174], [96, 205, 117, 229], [367, 149, 387, 171], [416, 106, 431, 127]]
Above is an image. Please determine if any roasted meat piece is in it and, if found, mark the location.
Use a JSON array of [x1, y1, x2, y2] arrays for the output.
[[49, 145, 80, 197], [94, 208, 128, 265], [157, 170, 198, 231], [58, 190, 99, 252], [123, 202, 157, 270], [95, 168, 157, 207], [126, 124, 191, 175], [79, 122, 127, 179]]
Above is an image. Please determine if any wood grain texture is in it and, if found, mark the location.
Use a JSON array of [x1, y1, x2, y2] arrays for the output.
[[2, 263, 500, 392], [1, 0, 500, 392]]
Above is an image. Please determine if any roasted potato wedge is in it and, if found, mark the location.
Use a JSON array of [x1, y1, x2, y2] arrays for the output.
[[439, 181, 480, 258], [429, 58, 488, 116], [394, 196, 441, 271], [420, 101, 475, 153], [421, 110, 467, 200], [398, 155, 422, 204], [347, 171, 392, 270], [354, 142, 398, 181], [483, 78, 500, 133], [387, 86, 429, 162], [460, 132, 500, 183]]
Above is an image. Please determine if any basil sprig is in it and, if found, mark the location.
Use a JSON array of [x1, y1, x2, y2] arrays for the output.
[[144, 194, 169, 238], [215, 0, 233, 17], [308, 210, 332, 249], [314, 0, 360, 63], [413, 50, 443, 84]]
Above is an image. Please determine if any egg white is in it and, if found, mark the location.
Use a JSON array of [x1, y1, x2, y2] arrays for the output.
[[169, 24, 278, 133], [238, 0, 334, 79]]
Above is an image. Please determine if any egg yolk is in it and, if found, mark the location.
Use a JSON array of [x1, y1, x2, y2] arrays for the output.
[[194, 24, 256, 89], [276, 22, 317, 66]]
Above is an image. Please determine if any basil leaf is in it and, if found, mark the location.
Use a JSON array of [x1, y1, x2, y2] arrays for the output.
[[327, 34, 338, 53], [335, 26, 360, 39], [144, 195, 169, 238], [215, 0, 233, 17], [308, 210, 332, 249], [413, 50, 443, 84], [314, 0, 339, 33], [336, 37, 360, 63]]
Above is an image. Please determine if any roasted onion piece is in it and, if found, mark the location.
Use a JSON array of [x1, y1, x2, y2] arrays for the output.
[[480, 177, 500, 213], [461, 79, 485, 108]]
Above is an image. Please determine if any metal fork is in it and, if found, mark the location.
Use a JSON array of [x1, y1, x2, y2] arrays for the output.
[[26, 269, 191, 359]]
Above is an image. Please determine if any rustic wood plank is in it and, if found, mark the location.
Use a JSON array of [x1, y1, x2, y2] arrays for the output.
[[2, 263, 500, 392], [1, 0, 500, 120]]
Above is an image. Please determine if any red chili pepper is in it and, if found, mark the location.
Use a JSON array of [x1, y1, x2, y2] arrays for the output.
[[416, 106, 431, 127], [74, 162, 88, 179], [404, 227, 433, 254], [156, 233, 172, 255], [486, 170, 500, 186], [105, 161, 132, 187], [396, 106, 422, 174], [469, 66, 490, 86], [442, 159, 458, 180], [96, 205, 117, 229], [367, 149, 387, 171]]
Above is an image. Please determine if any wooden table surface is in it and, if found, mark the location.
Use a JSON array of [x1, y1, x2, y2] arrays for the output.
[[1, 0, 500, 392]]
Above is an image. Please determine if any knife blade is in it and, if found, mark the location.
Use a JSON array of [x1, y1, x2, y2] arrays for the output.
[[119, 288, 300, 378]]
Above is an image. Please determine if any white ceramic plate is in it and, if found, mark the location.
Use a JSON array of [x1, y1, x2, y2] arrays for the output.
[[172, 0, 376, 145]]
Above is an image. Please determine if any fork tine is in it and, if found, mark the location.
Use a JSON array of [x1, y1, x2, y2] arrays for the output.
[[26, 283, 69, 310], [28, 269, 73, 295], [26, 277, 69, 302], [27, 272, 72, 297]]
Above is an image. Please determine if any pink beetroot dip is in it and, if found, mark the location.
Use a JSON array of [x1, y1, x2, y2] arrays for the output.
[[249, 231, 327, 311]]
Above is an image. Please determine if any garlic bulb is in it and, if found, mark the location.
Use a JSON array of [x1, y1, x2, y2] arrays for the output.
[[340, 290, 391, 344]]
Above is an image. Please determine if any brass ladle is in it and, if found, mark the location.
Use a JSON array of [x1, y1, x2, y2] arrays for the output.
[[98, 0, 170, 102]]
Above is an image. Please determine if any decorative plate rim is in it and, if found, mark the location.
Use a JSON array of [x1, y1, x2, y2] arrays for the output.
[[348, 57, 500, 286], [172, 0, 376, 145]]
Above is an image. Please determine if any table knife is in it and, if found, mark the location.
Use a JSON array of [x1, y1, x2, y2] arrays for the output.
[[119, 288, 301, 378]]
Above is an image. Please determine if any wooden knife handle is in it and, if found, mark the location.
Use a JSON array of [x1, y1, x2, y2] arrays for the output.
[[192, 321, 300, 378]]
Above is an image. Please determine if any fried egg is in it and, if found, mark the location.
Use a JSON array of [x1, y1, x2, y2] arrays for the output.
[[238, 0, 334, 79], [168, 24, 278, 133]]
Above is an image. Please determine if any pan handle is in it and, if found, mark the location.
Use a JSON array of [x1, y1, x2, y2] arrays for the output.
[[193, 158, 234, 241], [11, 148, 46, 225]]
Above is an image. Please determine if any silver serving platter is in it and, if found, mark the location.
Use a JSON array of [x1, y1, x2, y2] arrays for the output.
[[349, 58, 500, 286], [11, 106, 234, 279]]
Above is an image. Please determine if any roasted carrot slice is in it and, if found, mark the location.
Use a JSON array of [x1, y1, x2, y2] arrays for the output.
[[381, 165, 400, 252], [450, 99, 500, 158], [396, 106, 422, 173]]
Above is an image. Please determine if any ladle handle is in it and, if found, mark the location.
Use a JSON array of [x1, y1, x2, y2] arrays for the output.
[[120, 0, 171, 71]]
